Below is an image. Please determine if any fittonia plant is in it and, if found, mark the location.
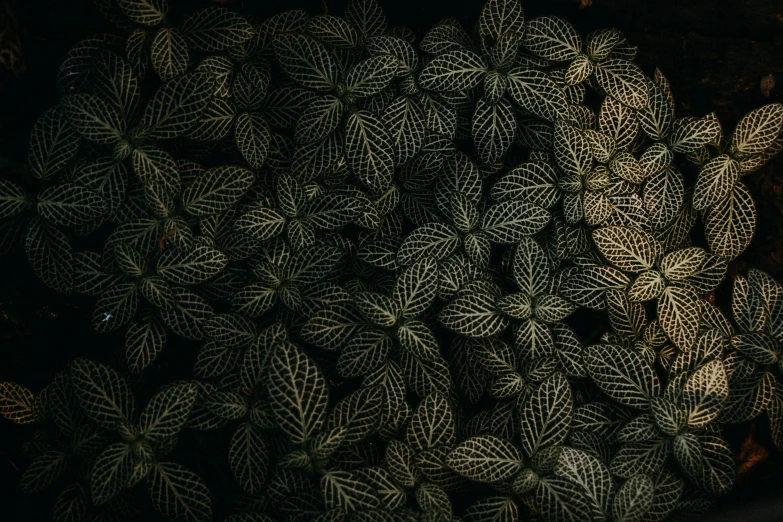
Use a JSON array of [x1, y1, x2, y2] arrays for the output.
[[1, 0, 782, 521]]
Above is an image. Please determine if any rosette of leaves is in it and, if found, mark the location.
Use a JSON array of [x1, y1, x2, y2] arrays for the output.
[[440, 237, 581, 373], [689, 103, 783, 259], [418, 0, 571, 164], [563, 225, 727, 352], [72, 157, 262, 371], [553, 96, 647, 231], [303, 256, 454, 429], [1, 359, 209, 522], [583, 340, 735, 497], [521, 17, 649, 110], [716, 270, 783, 448], [270, 2, 420, 192]]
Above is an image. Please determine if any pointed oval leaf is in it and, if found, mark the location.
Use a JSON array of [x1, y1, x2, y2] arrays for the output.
[[148, 462, 212, 522], [585, 344, 660, 409], [268, 342, 328, 444], [447, 435, 523, 483]]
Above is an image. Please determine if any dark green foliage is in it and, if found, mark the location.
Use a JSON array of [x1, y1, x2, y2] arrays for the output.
[[2, 0, 783, 521]]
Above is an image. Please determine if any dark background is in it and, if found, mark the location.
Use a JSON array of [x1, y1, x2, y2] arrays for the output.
[[0, 0, 782, 520]]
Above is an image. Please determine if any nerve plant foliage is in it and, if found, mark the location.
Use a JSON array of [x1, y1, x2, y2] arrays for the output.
[[1, 0, 783, 521]]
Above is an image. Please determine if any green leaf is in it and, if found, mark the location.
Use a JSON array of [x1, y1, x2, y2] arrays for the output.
[[70, 358, 134, 429], [148, 462, 212, 522], [507, 67, 568, 121], [523, 16, 582, 62], [37, 183, 105, 227], [521, 373, 572, 456], [555, 447, 613, 519], [732, 274, 767, 333], [160, 287, 214, 340], [398, 222, 460, 265], [158, 246, 227, 285], [268, 342, 328, 444], [295, 96, 343, 145], [26, 218, 74, 293], [140, 72, 212, 139], [92, 50, 140, 122], [394, 257, 438, 318], [585, 343, 660, 409], [356, 291, 399, 327], [696, 434, 735, 495], [612, 474, 654, 522], [346, 55, 397, 98], [92, 282, 139, 333], [491, 161, 559, 208], [151, 27, 189, 81], [669, 115, 722, 154], [478, 0, 525, 41], [307, 15, 359, 49], [329, 386, 382, 445], [181, 7, 253, 51], [749, 269, 783, 340], [481, 200, 550, 244], [28, 106, 81, 180], [659, 247, 706, 281], [182, 165, 254, 216], [398, 320, 440, 361], [20, 450, 67, 494], [682, 359, 728, 428], [232, 62, 271, 110], [125, 316, 167, 373], [406, 393, 455, 451], [644, 166, 685, 230], [191, 97, 235, 141], [532, 476, 592, 522], [704, 183, 756, 260], [381, 95, 426, 164], [658, 286, 700, 351], [337, 331, 392, 377], [345, 110, 395, 192], [302, 301, 362, 351], [420, 23, 474, 55], [117, 0, 167, 26], [140, 383, 197, 442], [0, 381, 35, 425], [229, 422, 268, 495], [472, 98, 516, 163], [593, 59, 649, 110], [554, 120, 591, 177], [274, 33, 340, 91], [610, 439, 669, 479], [236, 207, 286, 242], [91, 443, 132, 504], [305, 192, 363, 230], [419, 49, 486, 92], [205, 391, 247, 420], [693, 154, 740, 211], [592, 226, 660, 273], [447, 435, 523, 483], [561, 266, 630, 309], [440, 284, 508, 338], [235, 112, 271, 169], [62, 93, 125, 144], [345, 0, 387, 39], [321, 470, 380, 512], [0, 178, 29, 220], [132, 146, 179, 194], [730, 103, 783, 155]]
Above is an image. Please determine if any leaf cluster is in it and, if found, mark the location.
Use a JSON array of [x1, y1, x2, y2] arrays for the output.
[[2, 0, 783, 521]]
